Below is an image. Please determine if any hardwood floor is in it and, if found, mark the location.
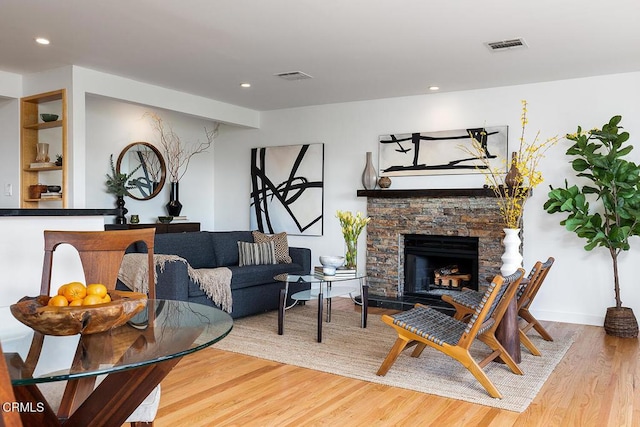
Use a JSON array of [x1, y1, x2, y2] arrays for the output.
[[153, 300, 640, 426]]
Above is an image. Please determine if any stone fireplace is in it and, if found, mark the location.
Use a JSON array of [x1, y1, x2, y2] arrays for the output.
[[404, 233, 479, 294], [358, 189, 507, 308]]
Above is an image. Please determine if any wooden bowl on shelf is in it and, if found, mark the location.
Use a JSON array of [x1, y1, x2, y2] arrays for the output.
[[10, 290, 147, 336]]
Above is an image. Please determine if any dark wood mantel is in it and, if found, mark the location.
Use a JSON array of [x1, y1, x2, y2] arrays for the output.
[[357, 188, 498, 198]]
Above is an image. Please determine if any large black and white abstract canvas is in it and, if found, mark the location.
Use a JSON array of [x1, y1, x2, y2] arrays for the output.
[[379, 126, 508, 176], [250, 143, 324, 236]]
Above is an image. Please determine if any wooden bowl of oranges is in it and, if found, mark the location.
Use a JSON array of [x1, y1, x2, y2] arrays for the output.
[[10, 282, 147, 336]]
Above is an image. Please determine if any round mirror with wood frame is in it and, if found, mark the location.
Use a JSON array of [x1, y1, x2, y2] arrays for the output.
[[116, 142, 166, 200]]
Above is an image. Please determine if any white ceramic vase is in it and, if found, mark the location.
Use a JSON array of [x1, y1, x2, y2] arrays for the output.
[[500, 228, 523, 276]]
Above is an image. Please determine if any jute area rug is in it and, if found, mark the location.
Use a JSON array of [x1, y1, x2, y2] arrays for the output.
[[213, 304, 575, 413]]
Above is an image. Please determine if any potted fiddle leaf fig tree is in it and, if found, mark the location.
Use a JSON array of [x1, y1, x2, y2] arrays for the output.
[[544, 115, 640, 337]]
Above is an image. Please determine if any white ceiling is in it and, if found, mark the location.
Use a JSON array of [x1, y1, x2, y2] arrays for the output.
[[2, 0, 640, 111]]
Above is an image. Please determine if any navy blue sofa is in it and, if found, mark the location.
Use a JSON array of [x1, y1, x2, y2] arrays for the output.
[[122, 231, 311, 319]]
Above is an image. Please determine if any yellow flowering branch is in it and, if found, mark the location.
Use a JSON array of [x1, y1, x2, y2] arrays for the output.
[[462, 101, 559, 228]]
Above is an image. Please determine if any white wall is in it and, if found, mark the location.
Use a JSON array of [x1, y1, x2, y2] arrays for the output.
[[0, 98, 19, 207], [72, 66, 260, 208], [0, 216, 105, 307], [3, 63, 640, 326], [85, 95, 218, 230], [214, 71, 640, 326], [0, 70, 22, 98]]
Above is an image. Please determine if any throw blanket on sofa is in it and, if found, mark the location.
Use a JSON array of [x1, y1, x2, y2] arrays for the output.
[[118, 253, 233, 313]]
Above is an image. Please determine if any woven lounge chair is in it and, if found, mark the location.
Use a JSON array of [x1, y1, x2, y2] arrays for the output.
[[376, 268, 525, 399], [442, 257, 555, 356]]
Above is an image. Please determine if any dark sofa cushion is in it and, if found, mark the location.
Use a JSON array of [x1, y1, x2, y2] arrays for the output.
[[153, 232, 217, 269], [227, 263, 304, 290], [186, 263, 304, 298], [212, 231, 253, 267]]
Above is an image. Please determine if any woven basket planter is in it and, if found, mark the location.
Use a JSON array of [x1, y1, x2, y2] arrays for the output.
[[604, 307, 639, 338]]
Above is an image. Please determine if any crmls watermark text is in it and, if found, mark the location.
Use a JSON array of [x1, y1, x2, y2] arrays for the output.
[[2, 401, 45, 413]]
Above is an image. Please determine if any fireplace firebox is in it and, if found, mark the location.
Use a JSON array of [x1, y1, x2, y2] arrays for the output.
[[404, 234, 479, 297]]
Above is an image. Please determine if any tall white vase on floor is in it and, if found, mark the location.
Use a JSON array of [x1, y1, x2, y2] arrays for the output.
[[500, 228, 523, 276]]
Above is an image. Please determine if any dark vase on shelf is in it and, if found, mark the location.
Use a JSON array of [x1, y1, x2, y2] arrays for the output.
[[505, 152, 521, 189], [115, 195, 128, 224], [362, 151, 378, 190], [166, 182, 183, 216]]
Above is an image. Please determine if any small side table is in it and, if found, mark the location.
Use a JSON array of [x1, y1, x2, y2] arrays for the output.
[[274, 273, 368, 342]]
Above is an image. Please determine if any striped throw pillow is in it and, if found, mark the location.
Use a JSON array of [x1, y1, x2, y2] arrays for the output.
[[238, 241, 277, 266]]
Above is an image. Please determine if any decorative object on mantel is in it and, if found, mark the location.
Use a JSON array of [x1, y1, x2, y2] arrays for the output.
[[464, 100, 559, 275], [504, 151, 522, 189], [105, 154, 141, 225], [336, 210, 371, 270], [378, 175, 391, 189], [55, 154, 62, 166], [147, 112, 218, 216], [545, 115, 640, 338], [362, 151, 378, 190]]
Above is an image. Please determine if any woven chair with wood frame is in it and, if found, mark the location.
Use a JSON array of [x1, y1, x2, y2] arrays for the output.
[[377, 268, 525, 399], [25, 229, 159, 427], [441, 257, 555, 356]]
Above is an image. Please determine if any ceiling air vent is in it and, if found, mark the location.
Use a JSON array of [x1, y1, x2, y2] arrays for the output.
[[485, 38, 528, 51], [274, 71, 313, 81]]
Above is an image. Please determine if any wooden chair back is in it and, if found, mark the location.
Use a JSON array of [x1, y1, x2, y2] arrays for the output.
[[39, 229, 156, 299], [488, 268, 526, 325], [518, 257, 555, 346], [458, 268, 524, 348], [518, 257, 554, 312], [0, 342, 23, 427]]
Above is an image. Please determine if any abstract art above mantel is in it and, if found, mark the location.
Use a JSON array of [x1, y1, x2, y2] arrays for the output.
[[378, 126, 508, 176], [250, 143, 324, 236]]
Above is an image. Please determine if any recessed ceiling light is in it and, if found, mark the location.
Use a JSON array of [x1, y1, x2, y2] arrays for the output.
[[35, 37, 50, 45], [240, 82, 251, 88], [429, 86, 440, 91]]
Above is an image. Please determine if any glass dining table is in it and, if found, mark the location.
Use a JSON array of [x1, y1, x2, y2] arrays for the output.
[[0, 299, 233, 427]]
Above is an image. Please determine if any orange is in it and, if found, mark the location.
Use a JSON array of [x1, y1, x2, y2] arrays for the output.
[[82, 294, 104, 306], [57, 284, 69, 296], [101, 293, 112, 303], [63, 282, 87, 302], [48, 295, 69, 307], [86, 283, 108, 298], [69, 299, 83, 307]]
